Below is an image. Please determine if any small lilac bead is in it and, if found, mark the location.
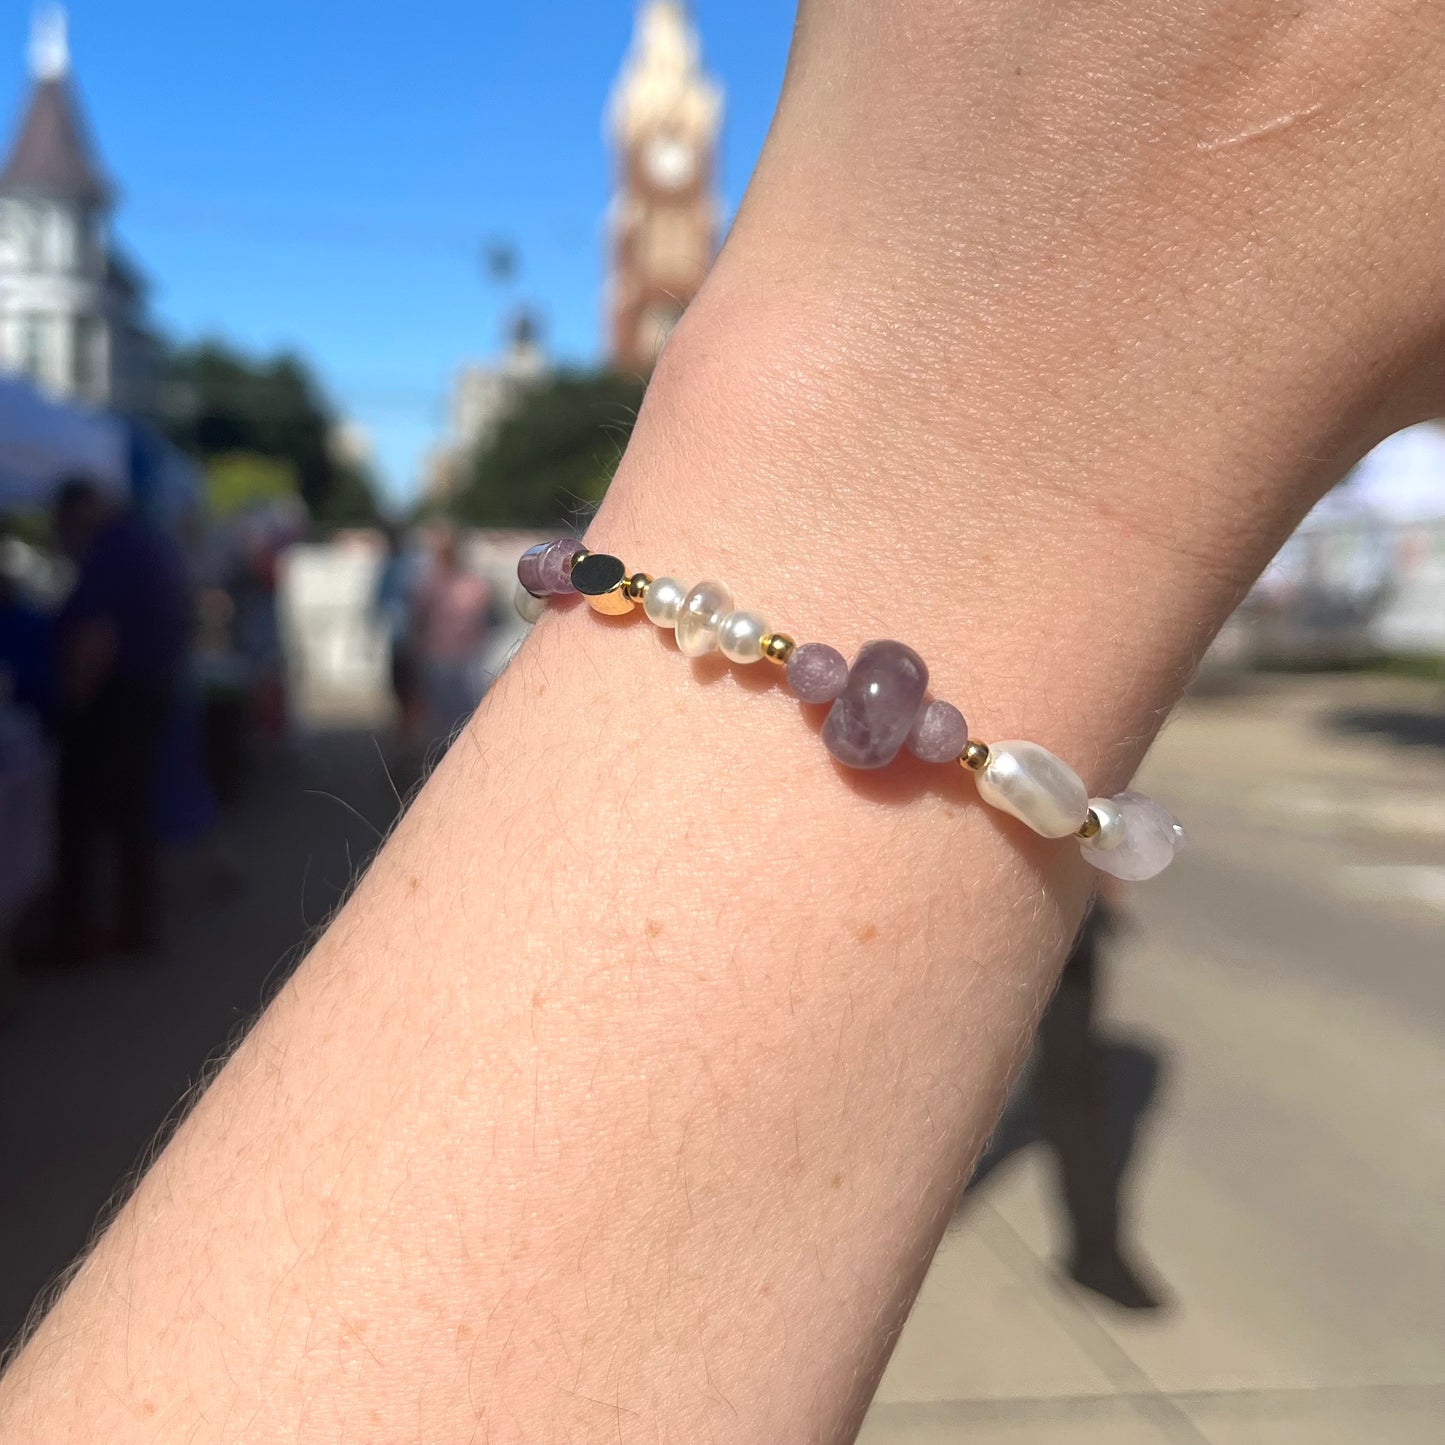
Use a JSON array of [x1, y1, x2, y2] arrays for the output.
[[536, 537, 583, 594], [517, 542, 550, 596], [821, 639, 929, 769], [907, 699, 969, 764], [787, 642, 849, 703]]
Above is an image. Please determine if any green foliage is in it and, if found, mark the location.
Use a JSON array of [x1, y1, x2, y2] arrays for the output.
[[453, 369, 647, 527], [318, 459, 383, 528], [203, 452, 298, 517], [162, 340, 376, 524]]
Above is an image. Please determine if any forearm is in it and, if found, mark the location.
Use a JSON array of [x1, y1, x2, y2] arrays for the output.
[[7, 2, 1444, 1440], [0, 347, 1318, 1442]]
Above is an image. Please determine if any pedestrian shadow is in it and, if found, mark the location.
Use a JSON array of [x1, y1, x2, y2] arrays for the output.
[[1324, 703, 1445, 753], [959, 1036, 1167, 1216]]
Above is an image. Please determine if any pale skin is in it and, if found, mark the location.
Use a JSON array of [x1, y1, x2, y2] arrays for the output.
[[5, 2, 1445, 1439]]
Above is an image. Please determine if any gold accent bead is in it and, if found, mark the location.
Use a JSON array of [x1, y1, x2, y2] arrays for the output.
[[1077, 809, 1102, 840], [760, 632, 796, 665], [961, 740, 991, 772], [623, 572, 653, 601], [585, 585, 636, 615]]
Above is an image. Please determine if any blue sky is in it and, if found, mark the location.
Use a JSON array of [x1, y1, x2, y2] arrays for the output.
[[0, 2, 794, 503]]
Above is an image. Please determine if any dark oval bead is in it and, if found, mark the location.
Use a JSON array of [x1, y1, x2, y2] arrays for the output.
[[569, 551, 627, 597], [821, 640, 929, 769]]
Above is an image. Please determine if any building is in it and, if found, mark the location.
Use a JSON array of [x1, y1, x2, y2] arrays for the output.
[[606, 2, 722, 375], [451, 311, 547, 455], [0, 8, 156, 412], [425, 310, 549, 507]]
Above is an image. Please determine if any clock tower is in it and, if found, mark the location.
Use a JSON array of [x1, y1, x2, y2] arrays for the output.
[[607, 2, 722, 375]]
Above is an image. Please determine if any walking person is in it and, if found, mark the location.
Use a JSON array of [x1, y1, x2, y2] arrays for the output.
[[371, 523, 424, 751], [411, 528, 492, 750], [50, 479, 191, 964]]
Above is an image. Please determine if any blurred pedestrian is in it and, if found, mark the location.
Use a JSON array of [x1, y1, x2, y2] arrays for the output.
[[226, 521, 288, 742], [0, 570, 54, 724], [372, 523, 424, 749], [50, 478, 191, 964], [412, 528, 492, 747]]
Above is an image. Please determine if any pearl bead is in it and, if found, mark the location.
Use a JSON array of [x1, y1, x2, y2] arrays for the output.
[[513, 582, 548, 623], [675, 580, 733, 657], [643, 576, 685, 628], [975, 740, 1089, 838], [1081, 790, 1186, 881], [717, 609, 768, 663], [1082, 796, 1125, 850]]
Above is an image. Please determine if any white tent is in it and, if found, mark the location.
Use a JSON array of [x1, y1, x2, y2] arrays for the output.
[[0, 374, 128, 511]]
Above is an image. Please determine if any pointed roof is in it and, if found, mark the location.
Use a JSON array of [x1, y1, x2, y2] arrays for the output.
[[0, 7, 111, 205]]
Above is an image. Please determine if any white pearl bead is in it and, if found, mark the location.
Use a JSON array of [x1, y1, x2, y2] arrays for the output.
[[976, 741, 1089, 838], [514, 582, 547, 623], [643, 576, 685, 628], [717, 609, 767, 663], [1082, 796, 1125, 851], [675, 579, 732, 657], [1081, 790, 1185, 881]]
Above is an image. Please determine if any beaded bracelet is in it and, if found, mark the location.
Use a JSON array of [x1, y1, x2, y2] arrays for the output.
[[516, 537, 1185, 881]]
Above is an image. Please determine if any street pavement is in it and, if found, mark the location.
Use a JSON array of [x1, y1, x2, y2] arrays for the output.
[[863, 674, 1445, 1444], [2, 674, 1441, 1442]]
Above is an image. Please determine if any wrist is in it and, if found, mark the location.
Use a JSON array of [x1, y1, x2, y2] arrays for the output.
[[586, 290, 1269, 789]]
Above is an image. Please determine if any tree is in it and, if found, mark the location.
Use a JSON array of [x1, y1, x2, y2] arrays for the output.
[[161, 340, 376, 525], [203, 452, 298, 517], [452, 370, 647, 527]]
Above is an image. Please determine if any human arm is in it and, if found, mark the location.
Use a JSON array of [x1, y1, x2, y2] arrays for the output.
[[4, 2, 1444, 1440]]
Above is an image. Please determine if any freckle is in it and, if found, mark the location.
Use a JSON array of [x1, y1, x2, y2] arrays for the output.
[[142, 1401, 157, 1417], [855, 922, 878, 944], [408, 876, 420, 891], [536, 683, 547, 697], [760, 1281, 773, 1296], [831, 1173, 844, 1189], [456, 1322, 474, 1342], [646, 918, 663, 938]]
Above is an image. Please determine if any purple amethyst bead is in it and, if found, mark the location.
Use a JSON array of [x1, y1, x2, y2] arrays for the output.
[[787, 643, 849, 703], [821, 640, 929, 769], [536, 538, 584, 594], [907, 699, 969, 764], [517, 542, 550, 596]]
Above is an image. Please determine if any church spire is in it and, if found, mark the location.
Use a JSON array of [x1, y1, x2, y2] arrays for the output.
[[1, 5, 110, 204], [29, 5, 70, 82]]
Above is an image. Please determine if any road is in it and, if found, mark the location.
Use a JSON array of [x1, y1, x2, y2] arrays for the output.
[[863, 674, 1445, 1444], [2, 674, 1441, 1442]]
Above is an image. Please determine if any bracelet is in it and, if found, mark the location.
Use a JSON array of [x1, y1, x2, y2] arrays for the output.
[[516, 538, 1185, 881]]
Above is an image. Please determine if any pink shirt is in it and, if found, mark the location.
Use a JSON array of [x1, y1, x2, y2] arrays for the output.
[[414, 569, 491, 664]]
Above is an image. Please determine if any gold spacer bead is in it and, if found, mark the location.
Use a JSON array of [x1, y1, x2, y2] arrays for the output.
[[760, 632, 796, 665], [1077, 809, 1101, 840], [961, 740, 991, 772], [623, 572, 653, 601], [585, 586, 635, 615]]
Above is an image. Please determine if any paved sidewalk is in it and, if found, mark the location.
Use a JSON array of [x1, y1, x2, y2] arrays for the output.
[[862, 675, 1445, 1443]]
